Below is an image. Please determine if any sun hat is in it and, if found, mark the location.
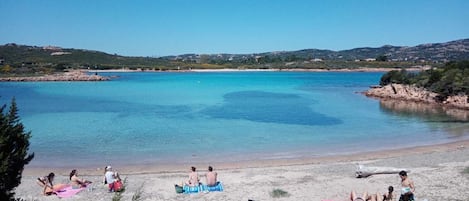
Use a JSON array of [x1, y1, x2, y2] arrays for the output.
[[106, 165, 112, 170]]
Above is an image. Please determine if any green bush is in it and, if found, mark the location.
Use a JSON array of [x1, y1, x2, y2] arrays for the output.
[[0, 98, 34, 200], [463, 167, 469, 174], [379, 60, 469, 99], [270, 188, 290, 198]]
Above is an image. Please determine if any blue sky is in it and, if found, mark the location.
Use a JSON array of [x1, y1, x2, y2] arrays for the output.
[[1, 0, 468, 56]]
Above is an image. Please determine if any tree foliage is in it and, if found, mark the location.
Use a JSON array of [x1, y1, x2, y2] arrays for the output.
[[380, 68, 414, 85], [0, 98, 34, 200], [376, 55, 388, 62], [380, 60, 469, 99]]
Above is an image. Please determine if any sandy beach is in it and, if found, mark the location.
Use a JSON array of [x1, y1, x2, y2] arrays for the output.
[[14, 140, 469, 201]]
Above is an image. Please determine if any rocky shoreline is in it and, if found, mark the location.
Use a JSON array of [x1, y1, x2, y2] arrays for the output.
[[364, 84, 469, 110], [0, 71, 109, 82]]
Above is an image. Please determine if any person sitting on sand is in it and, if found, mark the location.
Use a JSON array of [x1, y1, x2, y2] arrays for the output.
[[205, 166, 218, 187], [103, 165, 122, 192], [398, 171, 415, 201], [69, 169, 92, 189], [185, 166, 200, 186], [381, 186, 395, 201], [36, 172, 67, 195]]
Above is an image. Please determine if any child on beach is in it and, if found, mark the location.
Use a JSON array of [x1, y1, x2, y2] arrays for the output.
[[382, 186, 395, 201]]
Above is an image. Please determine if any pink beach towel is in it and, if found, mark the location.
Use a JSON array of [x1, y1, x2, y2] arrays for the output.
[[55, 185, 86, 198]]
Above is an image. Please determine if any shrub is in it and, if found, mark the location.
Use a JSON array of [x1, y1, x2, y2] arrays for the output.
[[379, 60, 469, 98], [132, 182, 144, 201], [0, 98, 34, 200], [463, 167, 469, 174], [270, 188, 290, 198]]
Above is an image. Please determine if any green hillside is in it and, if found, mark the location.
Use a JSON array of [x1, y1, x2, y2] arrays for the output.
[[1, 38, 468, 75]]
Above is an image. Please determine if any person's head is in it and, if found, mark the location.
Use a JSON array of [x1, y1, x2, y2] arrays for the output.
[[208, 166, 213, 172], [191, 166, 196, 172], [47, 172, 55, 181], [399, 170, 407, 179], [69, 169, 77, 180], [388, 186, 394, 193]]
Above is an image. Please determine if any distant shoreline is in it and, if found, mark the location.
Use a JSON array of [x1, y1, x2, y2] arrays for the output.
[[0, 67, 430, 82], [0, 71, 109, 82], [90, 66, 430, 73]]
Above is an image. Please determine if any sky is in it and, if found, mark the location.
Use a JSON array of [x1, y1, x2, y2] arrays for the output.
[[1, 0, 468, 56]]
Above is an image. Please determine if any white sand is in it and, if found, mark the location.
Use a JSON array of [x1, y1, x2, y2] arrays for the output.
[[14, 140, 469, 201]]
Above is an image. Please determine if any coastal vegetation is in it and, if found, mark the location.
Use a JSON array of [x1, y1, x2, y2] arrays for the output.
[[2, 38, 469, 76], [270, 188, 290, 198], [131, 182, 144, 201], [0, 98, 34, 201], [379, 60, 469, 100], [0, 43, 422, 75], [463, 167, 469, 174]]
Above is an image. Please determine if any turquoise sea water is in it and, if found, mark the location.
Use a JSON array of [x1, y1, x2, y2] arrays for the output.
[[1, 72, 468, 168]]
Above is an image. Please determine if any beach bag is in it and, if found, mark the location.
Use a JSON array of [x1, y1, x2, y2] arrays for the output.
[[175, 184, 184, 194], [110, 180, 124, 192]]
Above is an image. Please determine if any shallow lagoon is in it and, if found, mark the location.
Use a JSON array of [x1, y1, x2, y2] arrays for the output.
[[1, 72, 468, 168]]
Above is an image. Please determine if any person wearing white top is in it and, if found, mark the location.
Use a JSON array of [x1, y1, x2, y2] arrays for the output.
[[103, 165, 121, 192]]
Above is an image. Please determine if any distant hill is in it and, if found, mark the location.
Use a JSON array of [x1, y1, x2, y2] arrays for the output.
[[1, 38, 468, 74], [163, 38, 469, 63], [0, 44, 165, 71]]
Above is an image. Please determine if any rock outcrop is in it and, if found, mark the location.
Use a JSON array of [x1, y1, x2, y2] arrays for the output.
[[364, 84, 469, 110], [0, 71, 109, 82]]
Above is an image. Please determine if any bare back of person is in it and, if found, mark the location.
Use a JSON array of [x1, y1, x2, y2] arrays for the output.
[[206, 171, 218, 186], [188, 172, 199, 186]]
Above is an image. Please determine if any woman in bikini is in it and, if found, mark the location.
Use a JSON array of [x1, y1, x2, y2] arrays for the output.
[[69, 169, 92, 189], [36, 172, 67, 195]]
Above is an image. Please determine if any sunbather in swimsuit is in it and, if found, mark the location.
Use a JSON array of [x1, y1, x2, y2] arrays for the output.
[[36, 172, 67, 195]]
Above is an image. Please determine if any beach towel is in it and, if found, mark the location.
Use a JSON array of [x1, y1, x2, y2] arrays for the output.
[[183, 185, 201, 194], [201, 182, 224, 192], [55, 185, 86, 198]]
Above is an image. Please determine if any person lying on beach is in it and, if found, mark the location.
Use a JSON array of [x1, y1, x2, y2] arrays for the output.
[[205, 166, 218, 187], [398, 171, 415, 201], [36, 172, 67, 195], [185, 166, 200, 186], [351, 186, 396, 201], [69, 169, 92, 189], [104, 165, 122, 192], [350, 191, 371, 201]]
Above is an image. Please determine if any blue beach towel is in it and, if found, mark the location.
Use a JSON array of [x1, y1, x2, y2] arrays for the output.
[[201, 182, 224, 192], [183, 185, 201, 194], [182, 182, 224, 194]]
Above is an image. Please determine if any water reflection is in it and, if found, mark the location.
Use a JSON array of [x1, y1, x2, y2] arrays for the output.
[[379, 99, 469, 122], [379, 99, 469, 138]]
